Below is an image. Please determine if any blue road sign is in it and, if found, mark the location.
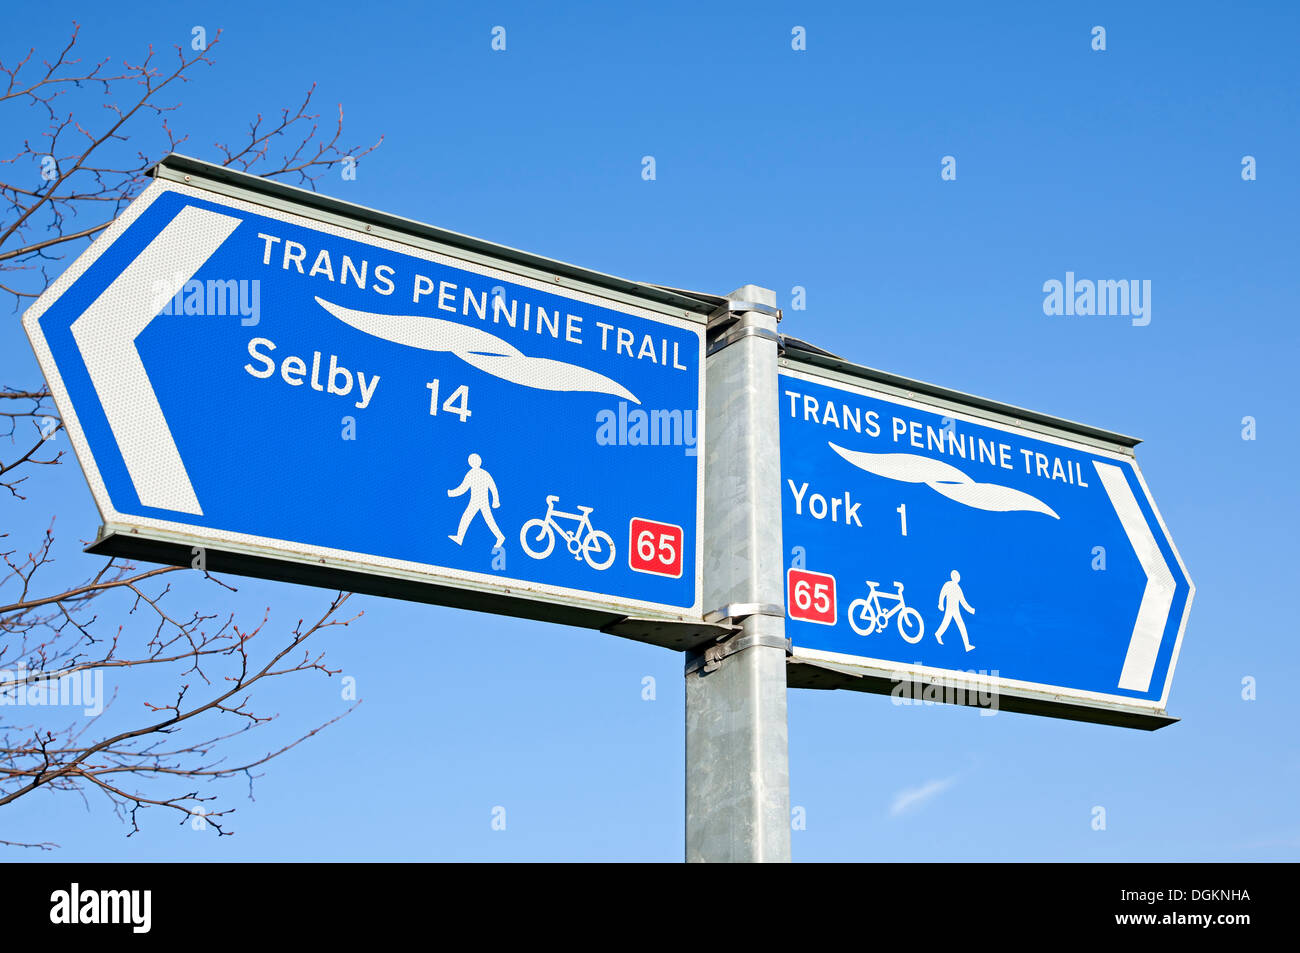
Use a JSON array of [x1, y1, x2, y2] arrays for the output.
[[24, 173, 705, 622], [779, 363, 1193, 722]]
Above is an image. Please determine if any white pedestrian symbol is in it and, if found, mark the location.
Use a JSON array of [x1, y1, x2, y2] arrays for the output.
[[935, 570, 975, 652], [448, 453, 504, 549]]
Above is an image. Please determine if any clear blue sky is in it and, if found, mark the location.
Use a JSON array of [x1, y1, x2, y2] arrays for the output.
[[3, 1, 1297, 860]]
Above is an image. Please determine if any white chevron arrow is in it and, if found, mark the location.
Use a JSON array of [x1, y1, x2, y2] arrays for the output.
[[70, 205, 242, 515], [1094, 461, 1177, 692]]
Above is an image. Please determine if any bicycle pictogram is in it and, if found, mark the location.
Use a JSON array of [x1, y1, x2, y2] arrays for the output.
[[847, 580, 926, 643], [520, 495, 616, 570]]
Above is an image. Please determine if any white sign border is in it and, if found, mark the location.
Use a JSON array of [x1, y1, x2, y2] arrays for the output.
[[778, 363, 1194, 714], [24, 179, 707, 622]]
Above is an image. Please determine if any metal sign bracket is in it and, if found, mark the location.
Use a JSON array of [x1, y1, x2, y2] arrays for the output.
[[688, 627, 792, 676], [706, 323, 784, 357], [707, 298, 783, 331]]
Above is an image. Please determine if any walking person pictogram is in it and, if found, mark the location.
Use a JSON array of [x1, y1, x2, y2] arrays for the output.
[[448, 453, 504, 549], [935, 570, 975, 651]]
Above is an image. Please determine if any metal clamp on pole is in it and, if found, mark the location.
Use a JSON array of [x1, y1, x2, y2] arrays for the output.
[[688, 628, 793, 676], [692, 602, 790, 672], [706, 323, 783, 357], [702, 602, 785, 625], [706, 295, 783, 332]]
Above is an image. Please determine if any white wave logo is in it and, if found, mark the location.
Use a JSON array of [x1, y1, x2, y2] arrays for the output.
[[316, 297, 639, 403], [827, 442, 1059, 518]]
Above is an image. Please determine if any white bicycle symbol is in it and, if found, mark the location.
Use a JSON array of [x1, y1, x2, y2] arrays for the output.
[[847, 580, 926, 643], [520, 495, 616, 570]]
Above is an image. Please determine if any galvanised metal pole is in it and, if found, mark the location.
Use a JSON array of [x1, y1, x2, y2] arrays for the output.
[[685, 285, 791, 863]]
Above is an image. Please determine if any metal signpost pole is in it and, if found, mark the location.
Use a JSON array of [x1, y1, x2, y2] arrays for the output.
[[685, 286, 791, 863]]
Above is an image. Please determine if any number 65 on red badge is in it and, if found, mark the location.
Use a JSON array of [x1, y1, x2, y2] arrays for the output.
[[629, 518, 684, 578], [787, 568, 836, 625]]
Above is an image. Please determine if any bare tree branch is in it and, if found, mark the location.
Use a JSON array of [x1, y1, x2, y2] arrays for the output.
[[0, 21, 380, 846], [1, 21, 382, 308]]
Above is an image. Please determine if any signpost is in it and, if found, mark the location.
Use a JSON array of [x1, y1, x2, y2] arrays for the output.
[[20, 154, 1196, 860], [687, 287, 790, 863], [23, 157, 715, 640], [779, 349, 1194, 729]]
